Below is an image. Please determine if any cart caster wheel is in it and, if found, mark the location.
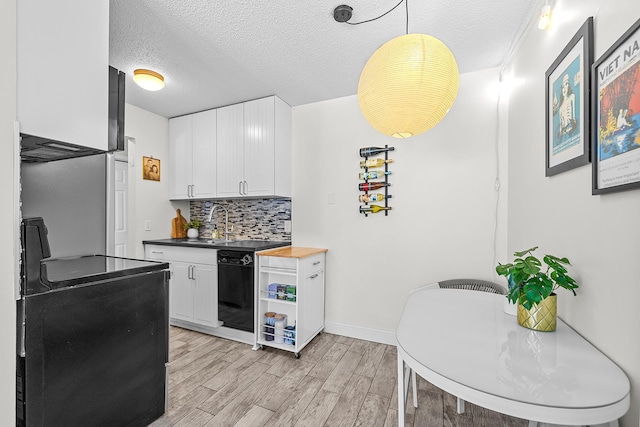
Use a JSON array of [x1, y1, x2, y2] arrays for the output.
[[295, 352, 301, 359], [259, 345, 265, 350]]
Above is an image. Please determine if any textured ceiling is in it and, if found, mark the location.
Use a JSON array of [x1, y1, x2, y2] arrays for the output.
[[109, 0, 540, 119]]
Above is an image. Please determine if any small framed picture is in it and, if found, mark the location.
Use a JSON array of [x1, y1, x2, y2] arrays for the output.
[[545, 17, 593, 177], [592, 17, 640, 195], [143, 156, 161, 181]]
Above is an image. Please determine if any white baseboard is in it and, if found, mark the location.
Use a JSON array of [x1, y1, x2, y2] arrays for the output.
[[324, 320, 396, 346]]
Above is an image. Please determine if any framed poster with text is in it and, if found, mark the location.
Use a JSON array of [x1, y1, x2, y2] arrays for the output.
[[545, 17, 593, 177], [592, 18, 640, 194]]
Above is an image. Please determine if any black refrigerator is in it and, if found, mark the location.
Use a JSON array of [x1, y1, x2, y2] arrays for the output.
[[17, 218, 170, 427]]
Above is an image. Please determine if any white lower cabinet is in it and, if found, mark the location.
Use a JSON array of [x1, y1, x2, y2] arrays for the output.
[[145, 245, 219, 329], [256, 247, 327, 358]]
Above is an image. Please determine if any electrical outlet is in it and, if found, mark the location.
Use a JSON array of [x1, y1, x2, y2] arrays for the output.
[[328, 193, 336, 204], [284, 220, 292, 233], [145, 220, 152, 231]]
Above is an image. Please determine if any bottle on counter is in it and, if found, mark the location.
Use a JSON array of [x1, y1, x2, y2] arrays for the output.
[[358, 193, 391, 203], [359, 170, 392, 180], [359, 158, 394, 169], [358, 181, 391, 191], [359, 205, 392, 214], [359, 146, 395, 157]]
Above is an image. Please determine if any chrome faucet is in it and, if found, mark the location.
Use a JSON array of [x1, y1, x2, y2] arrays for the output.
[[208, 205, 232, 241]]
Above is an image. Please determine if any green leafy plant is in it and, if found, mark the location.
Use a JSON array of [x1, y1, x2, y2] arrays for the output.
[[496, 246, 578, 310], [183, 219, 202, 230]]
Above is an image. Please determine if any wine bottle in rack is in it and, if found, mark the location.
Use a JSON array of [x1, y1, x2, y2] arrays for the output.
[[358, 193, 392, 203], [358, 181, 390, 191], [359, 205, 393, 214], [359, 170, 392, 180], [359, 146, 395, 157], [359, 158, 394, 169]]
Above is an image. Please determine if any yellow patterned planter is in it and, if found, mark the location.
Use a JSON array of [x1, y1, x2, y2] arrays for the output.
[[517, 294, 557, 332]]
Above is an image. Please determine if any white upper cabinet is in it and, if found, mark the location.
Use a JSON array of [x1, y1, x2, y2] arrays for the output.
[[216, 103, 245, 198], [17, 0, 109, 151], [169, 115, 193, 199], [217, 96, 292, 198], [169, 109, 217, 200], [192, 110, 218, 198]]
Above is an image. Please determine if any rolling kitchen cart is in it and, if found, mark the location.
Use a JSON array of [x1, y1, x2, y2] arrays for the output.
[[256, 247, 327, 358]]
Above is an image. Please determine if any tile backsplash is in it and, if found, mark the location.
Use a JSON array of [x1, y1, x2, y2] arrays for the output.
[[190, 198, 291, 241]]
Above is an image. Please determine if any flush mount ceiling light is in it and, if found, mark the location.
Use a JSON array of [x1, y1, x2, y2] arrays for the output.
[[538, 0, 552, 30], [133, 69, 165, 91], [335, 2, 459, 138]]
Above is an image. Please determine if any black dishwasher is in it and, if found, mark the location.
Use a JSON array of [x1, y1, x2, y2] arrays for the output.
[[217, 250, 254, 332]]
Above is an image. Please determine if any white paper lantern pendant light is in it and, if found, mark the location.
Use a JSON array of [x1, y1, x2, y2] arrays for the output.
[[335, 2, 459, 138]]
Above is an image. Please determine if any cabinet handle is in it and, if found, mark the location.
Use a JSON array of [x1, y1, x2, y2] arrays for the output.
[[243, 181, 248, 195], [309, 273, 319, 279], [151, 251, 164, 254], [191, 184, 195, 197], [313, 261, 320, 266], [238, 181, 243, 195]]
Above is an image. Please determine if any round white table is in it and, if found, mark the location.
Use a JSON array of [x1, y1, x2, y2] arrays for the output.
[[396, 288, 630, 426]]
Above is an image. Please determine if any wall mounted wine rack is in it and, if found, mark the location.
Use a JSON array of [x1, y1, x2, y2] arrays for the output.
[[358, 145, 394, 216]]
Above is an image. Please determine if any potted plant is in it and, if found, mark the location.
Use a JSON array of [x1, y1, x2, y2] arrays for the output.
[[496, 246, 578, 332], [184, 219, 202, 240]]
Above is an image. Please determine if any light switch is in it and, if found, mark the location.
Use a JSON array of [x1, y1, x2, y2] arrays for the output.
[[284, 220, 292, 233], [145, 220, 152, 231]]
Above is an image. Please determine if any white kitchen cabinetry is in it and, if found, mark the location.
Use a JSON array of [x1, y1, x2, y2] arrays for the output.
[[145, 245, 219, 329], [256, 247, 327, 358], [169, 109, 217, 200], [216, 96, 292, 198], [17, 0, 109, 151]]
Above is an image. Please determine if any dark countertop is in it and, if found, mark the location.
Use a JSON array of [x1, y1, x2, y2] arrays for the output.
[[143, 238, 291, 252]]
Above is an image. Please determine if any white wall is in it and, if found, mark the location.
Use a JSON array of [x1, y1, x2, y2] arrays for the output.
[[124, 103, 188, 258], [507, 1, 640, 425], [0, 0, 17, 424], [292, 68, 509, 342]]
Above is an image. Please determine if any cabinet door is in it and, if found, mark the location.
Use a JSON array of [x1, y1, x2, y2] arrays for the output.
[[192, 110, 217, 199], [298, 269, 325, 346], [169, 115, 193, 199], [171, 262, 194, 323], [193, 263, 218, 328], [244, 97, 275, 196], [216, 103, 245, 197], [17, 0, 109, 151]]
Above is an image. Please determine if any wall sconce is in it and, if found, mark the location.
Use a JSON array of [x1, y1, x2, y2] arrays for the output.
[[538, 1, 552, 30]]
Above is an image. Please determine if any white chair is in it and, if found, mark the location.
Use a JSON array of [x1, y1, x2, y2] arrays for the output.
[[408, 279, 507, 414]]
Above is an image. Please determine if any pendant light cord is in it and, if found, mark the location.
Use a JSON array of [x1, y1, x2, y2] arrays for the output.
[[346, 0, 407, 31], [405, 0, 408, 34]]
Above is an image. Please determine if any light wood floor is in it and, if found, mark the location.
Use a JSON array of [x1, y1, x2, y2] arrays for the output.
[[150, 326, 528, 427]]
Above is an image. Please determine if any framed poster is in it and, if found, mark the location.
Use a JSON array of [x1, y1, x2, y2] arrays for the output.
[[545, 17, 593, 177], [592, 17, 640, 194], [142, 156, 161, 181]]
